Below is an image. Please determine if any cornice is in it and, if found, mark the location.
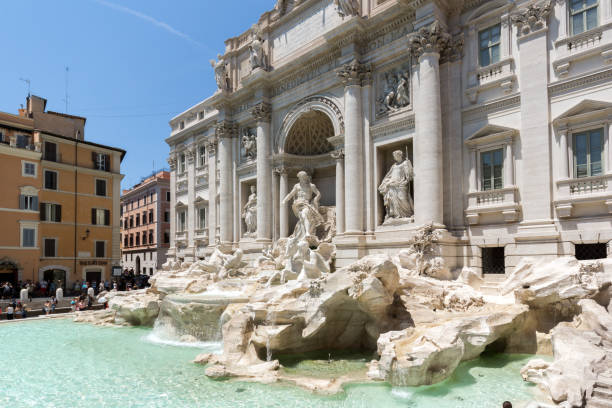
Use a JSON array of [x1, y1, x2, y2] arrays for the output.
[[549, 68, 612, 97]]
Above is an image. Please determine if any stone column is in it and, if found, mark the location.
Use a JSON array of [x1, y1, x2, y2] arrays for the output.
[[332, 150, 345, 235], [279, 168, 289, 238], [606, 123, 612, 173], [167, 155, 177, 258], [558, 129, 569, 179], [362, 73, 374, 234], [207, 139, 218, 246], [408, 21, 449, 226], [338, 60, 370, 235], [504, 142, 514, 187], [272, 168, 280, 241], [251, 102, 273, 243], [216, 122, 236, 245], [186, 145, 196, 255], [468, 149, 478, 193]]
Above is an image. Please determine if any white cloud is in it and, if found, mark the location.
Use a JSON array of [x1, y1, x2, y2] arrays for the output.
[[92, 0, 206, 50]]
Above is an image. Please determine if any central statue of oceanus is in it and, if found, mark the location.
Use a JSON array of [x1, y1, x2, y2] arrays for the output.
[[282, 171, 323, 243]]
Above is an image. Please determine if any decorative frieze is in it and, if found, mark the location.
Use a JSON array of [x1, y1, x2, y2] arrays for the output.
[[407, 20, 451, 60], [338, 59, 372, 86], [271, 50, 342, 97], [511, 0, 552, 37]]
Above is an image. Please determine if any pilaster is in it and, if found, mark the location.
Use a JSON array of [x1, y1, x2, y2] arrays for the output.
[[216, 121, 237, 245], [251, 102, 273, 243]]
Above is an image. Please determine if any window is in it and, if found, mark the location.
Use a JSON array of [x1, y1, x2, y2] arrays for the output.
[[22, 161, 36, 177], [570, 0, 598, 35], [124, 236, 128, 247], [198, 207, 206, 229], [149, 230, 154, 245], [479, 24, 501, 67], [136, 214, 140, 227], [142, 231, 147, 245], [149, 210, 154, 224], [91, 208, 110, 226], [21, 227, 36, 248], [96, 179, 107, 197], [142, 211, 147, 225], [164, 232, 170, 244], [150, 192, 154, 203], [179, 154, 186, 173], [95, 241, 105, 258], [135, 235, 140, 246], [482, 247, 505, 274], [44, 142, 57, 162], [164, 211, 169, 223], [129, 216, 134, 228], [129, 234, 134, 247], [574, 129, 603, 178], [40, 203, 62, 222], [178, 211, 186, 232], [44, 170, 58, 190], [575, 243, 607, 260], [16, 134, 29, 149], [166, 191, 170, 201], [44, 238, 56, 257], [93, 152, 110, 171], [198, 145, 206, 167], [150, 268, 154, 276], [20, 195, 38, 211], [481, 149, 503, 191]]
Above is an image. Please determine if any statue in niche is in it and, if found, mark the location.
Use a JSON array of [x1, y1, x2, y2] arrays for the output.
[[249, 26, 267, 72], [210, 54, 230, 91], [241, 129, 257, 160], [378, 150, 414, 223], [282, 171, 323, 245], [378, 70, 410, 114], [334, 0, 360, 17], [242, 185, 257, 237]]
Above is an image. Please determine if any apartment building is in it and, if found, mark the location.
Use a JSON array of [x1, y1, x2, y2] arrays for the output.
[[120, 171, 171, 275], [0, 95, 125, 287]]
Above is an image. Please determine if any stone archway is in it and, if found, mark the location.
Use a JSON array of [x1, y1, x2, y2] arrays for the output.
[[0, 258, 19, 286], [284, 111, 335, 156]]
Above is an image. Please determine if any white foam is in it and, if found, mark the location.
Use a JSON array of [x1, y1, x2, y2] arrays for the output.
[[143, 331, 223, 352], [391, 388, 414, 399]]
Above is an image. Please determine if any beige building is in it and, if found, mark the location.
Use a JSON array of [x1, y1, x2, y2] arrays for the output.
[[0, 95, 125, 287], [120, 171, 171, 275]]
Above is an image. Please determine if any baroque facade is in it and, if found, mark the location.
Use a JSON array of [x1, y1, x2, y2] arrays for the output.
[[166, 0, 612, 274]]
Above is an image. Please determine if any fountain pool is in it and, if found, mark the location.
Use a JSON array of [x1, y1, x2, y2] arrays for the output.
[[0, 319, 543, 407]]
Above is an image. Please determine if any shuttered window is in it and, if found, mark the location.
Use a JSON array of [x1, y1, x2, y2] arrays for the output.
[[95, 179, 107, 196], [44, 142, 57, 162], [91, 208, 110, 226], [40, 203, 61, 222], [92, 152, 110, 172], [44, 238, 56, 257], [44, 171, 58, 190], [20, 195, 38, 211], [95, 241, 105, 258], [22, 228, 35, 248]]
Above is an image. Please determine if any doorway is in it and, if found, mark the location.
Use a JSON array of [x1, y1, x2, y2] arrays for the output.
[[85, 270, 102, 284], [43, 269, 67, 289], [0, 268, 17, 286]]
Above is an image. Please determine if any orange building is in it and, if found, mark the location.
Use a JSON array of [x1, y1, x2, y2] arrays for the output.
[[0, 95, 125, 288], [120, 171, 171, 275]]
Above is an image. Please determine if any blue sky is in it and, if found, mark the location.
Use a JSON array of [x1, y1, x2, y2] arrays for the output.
[[0, 0, 272, 189]]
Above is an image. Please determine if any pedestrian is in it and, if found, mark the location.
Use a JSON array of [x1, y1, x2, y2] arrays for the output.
[[6, 304, 14, 320], [43, 300, 51, 315], [20, 306, 27, 319], [70, 298, 76, 312], [51, 296, 57, 312]]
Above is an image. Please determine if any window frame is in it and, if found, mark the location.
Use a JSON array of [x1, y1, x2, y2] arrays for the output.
[[572, 127, 604, 178], [478, 23, 502, 68], [198, 207, 206, 230], [43, 237, 58, 258], [480, 147, 505, 191], [179, 153, 186, 174], [23, 195, 37, 211], [94, 240, 106, 258], [569, 0, 599, 35], [198, 145, 206, 167], [44, 170, 58, 190], [178, 210, 186, 232], [42, 203, 62, 223], [95, 178, 107, 197], [20, 223, 37, 248], [22, 161, 37, 178]]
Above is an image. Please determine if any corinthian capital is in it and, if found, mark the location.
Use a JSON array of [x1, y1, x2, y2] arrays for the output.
[[250, 102, 272, 122], [407, 20, 451, 60], [511, 0, 552, 37], [338, 59, 372, 87], [215, 121, 237, 139], [167, 156, 177, 171]]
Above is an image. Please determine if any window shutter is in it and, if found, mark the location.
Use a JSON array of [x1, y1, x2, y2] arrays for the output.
[[32, 196, 38, 211], [55, 205, 61, 222], [40, 203, 46, 221], [104, 209, 110, 226], [92, 151, 97, 165], [104, 155, 110, 172], [92, 208, 97, 225], [19, 195, 25, 210]]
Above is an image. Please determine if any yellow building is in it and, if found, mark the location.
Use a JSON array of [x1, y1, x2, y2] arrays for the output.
[[0, 95, 125, 288]]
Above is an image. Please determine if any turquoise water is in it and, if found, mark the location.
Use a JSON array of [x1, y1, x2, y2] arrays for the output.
[[0, 319, 539, 407]]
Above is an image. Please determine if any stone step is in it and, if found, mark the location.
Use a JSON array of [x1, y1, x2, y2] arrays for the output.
[[593, 387, 612, 399], [587, 397, 612, 408], [596, 377, 612, 389]]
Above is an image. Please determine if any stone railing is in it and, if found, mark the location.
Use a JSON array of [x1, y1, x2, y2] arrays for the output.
[[555, 174, 612, 217], [194, 229, 209, 246], [465, 186, 520, 224], [552, 22, 612, 76], [466, 58, 516, 103]]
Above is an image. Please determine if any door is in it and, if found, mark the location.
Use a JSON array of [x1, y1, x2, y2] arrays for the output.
[[0, 267, 17, 286], [85, 271, 102, 284], [43, 270, 67, 289]]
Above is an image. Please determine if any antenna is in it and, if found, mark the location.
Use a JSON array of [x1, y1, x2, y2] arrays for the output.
[[19, 78, 31, 96], [63, 66, 70, 114]]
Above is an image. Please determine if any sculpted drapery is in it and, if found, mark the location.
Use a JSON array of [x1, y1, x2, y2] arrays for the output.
[[379, 150, 414, 221]]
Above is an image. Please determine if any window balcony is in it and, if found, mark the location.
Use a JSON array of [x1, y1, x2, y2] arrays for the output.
[[194, 228, 209, 246], [466, 58, 516, 104], [465, 186, 520, 225], [554, 173, 612, 217], [175, 231, 187, 248]]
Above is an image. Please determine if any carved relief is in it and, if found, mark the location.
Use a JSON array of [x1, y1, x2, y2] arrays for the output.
[[338, 59, 372, 86], [167, 156, 177, 171], [334, 0, 360, 18], [407, 20, 451, 60], [241, 128, 257, 161], [210, 54, 230, 91], [377, 64, 411, 116], [511, 0, 552, 37]]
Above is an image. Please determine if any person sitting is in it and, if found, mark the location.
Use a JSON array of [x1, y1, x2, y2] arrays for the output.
[[503, 402, 512, 408]]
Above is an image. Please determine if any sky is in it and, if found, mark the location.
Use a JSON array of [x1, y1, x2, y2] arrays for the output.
[[0, 0, 272, 189]]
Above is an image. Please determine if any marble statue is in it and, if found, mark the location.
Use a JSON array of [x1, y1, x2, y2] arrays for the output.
[[334, 0, 360, 17], [210, 54, 229, 91], [378, 150, 414, 222], [282, 171, 323, 243], [241, 129, 257, 160], [242, 185, 257, 237], [249, 35, 267, 71]]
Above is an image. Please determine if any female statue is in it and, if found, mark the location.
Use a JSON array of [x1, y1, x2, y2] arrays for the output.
[[378, 150, 414, 222], [243, 185, 257, 237]]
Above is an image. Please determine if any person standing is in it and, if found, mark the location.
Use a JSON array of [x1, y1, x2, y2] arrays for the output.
[[6, 304, 14, 320]]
